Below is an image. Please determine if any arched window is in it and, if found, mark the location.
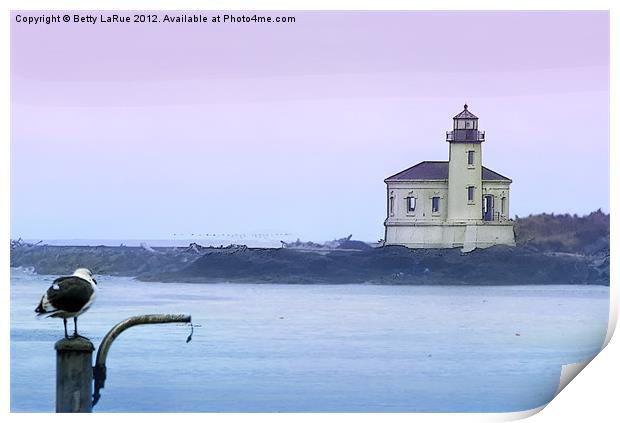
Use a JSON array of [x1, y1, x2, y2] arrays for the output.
[[407, 196, 416, 212], [432, 197, 440, 213], [467, 186, 475, 203]]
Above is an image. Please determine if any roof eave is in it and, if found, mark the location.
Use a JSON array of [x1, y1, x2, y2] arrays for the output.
[[482, 178, 512, 183]]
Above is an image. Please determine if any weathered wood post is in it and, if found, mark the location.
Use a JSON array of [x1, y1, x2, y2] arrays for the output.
[[55, 337, 95, 413]]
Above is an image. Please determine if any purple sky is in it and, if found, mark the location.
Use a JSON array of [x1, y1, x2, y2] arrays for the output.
[[11, 11, 609, 242]]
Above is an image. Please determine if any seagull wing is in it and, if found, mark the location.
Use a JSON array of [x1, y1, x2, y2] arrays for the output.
[[35, 276, 95, 314]]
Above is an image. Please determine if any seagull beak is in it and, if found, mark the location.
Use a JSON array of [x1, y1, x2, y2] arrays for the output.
[[93, 278, 98, 285]]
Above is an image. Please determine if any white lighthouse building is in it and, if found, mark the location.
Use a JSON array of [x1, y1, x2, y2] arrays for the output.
[[383, 104, 515, 251]]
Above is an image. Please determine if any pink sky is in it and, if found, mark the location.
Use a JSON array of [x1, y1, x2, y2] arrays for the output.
[[11, 11, 609, 242]]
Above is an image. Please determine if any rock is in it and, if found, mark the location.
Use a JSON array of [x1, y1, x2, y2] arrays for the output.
[[10, 241, 609, 286]]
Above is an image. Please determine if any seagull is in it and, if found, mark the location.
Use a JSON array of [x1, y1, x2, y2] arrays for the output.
[[35, 268, 98, 338]]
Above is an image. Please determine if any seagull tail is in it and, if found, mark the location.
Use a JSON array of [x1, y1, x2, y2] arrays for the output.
[[34, 309, 56, 319], [34, 297, 55, 317]]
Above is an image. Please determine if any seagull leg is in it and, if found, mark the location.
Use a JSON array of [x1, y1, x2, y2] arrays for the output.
[[63, 318, 68, 338], [73, 316, 78, 337]]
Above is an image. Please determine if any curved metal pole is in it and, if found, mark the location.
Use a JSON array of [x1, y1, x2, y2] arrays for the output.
[[92, 314, 192, 407]]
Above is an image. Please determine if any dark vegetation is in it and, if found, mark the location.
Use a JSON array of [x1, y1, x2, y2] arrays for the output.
[[11, 211, 609, 286], [514, 209, 609, 255]]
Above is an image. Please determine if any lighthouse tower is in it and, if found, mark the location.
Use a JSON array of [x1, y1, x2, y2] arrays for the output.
[[447, 104, 485, 221]]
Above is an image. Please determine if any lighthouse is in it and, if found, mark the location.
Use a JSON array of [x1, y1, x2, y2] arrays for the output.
[[383, 104, 515, 251]]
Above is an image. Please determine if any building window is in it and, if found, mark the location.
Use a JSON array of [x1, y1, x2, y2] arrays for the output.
[[467, 186, 475, 203], [432, 197, 440, 213], [467, 150, 474, 165], [501, 197, 506, 215], [389, 195, 394, 216], [407, 196, 416, 212]]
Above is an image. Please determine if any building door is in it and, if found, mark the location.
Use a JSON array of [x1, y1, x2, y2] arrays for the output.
[[483, 195, 494, 221]]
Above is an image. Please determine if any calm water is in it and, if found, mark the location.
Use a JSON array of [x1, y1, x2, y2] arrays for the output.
[[10, 267, 609, 412]]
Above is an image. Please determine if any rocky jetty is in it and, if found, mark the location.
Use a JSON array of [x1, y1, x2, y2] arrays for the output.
[[11, 242, 609, 286], [10, 242, 202, 276]]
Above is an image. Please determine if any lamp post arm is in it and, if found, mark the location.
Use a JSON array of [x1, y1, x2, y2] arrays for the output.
[[92, 314, 192, 407]]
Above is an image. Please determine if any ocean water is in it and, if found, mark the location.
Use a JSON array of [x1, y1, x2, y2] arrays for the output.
[[10, 267, 609, 412]]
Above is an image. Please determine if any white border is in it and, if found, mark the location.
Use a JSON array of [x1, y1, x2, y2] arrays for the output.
[[2, 1, 616, 421]]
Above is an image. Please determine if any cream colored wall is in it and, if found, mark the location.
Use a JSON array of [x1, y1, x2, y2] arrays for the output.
[[447, 142, 482, 221], [385, 222, 515, 249], [385, 222, 465, 248], [385, 181, 448, 224]]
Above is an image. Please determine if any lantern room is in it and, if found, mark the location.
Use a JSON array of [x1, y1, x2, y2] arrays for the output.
[[446, 104, 485, 142]]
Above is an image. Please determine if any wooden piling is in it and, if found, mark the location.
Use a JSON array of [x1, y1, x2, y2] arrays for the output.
[[54, 337, 94, 413]]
